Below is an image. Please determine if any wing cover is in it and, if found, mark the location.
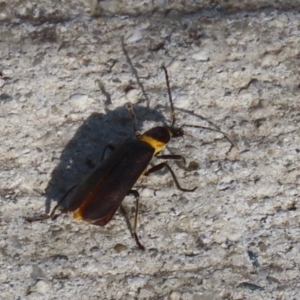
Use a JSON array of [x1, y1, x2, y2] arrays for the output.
[[66, 138, 154, 225]]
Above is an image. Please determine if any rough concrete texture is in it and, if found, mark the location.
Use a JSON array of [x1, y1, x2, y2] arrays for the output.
[[1, 1, 300, 299]]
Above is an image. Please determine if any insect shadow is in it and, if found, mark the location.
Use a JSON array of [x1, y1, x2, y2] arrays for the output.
[[44, 104, 166, 215]]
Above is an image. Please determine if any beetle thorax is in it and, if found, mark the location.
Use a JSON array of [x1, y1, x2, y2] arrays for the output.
[[138, 126, 171, 154]]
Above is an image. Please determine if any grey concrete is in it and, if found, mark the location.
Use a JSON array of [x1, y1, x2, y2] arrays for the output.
[[1, 1, 300, 299]]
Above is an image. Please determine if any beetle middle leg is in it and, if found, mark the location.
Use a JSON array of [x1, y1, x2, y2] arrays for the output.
[[108, 130, 145, 249], [144, 162, 196, 192], [101, 144, 115, 161], [120, 189, 145, 250]]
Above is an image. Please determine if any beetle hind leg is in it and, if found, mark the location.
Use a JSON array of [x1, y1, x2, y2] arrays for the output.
[[120, 190, 145, 251]]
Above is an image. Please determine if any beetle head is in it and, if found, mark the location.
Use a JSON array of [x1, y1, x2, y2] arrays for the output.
[[168, 126, 184, 138]]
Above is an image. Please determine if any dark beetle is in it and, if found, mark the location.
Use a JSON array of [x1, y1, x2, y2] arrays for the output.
[[27, 66, 235, 250]]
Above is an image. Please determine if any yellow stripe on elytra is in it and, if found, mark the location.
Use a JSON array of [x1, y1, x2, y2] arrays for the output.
[[138, 134, 166, 154], [73, 209, 83, 220]]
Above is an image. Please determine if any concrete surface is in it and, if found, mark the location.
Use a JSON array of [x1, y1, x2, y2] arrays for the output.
[[1, 1, 300, 299]]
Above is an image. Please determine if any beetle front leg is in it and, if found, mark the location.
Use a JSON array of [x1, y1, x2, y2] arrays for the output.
[[144, 162, 196, 192]]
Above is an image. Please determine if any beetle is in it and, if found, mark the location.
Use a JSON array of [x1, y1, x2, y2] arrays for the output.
[[26, 66, 235, 250]]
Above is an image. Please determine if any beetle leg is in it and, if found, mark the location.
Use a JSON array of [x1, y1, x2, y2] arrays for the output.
[[24, 214, 50, 222], [129, 190, 145, 251], [101, 144, 115, 161], [120, 190, 145, 251], [24, 185, 77, 223], [144, 162, 196, 192], [24, 184, 77, 222], [49, 184, 77, 219], [156, 154, 186, 165]]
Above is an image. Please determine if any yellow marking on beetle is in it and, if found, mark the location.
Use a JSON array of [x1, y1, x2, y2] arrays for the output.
[[73, 209, 83, 220], [138, 134, 166, 154], [73, 179, 106, 221]]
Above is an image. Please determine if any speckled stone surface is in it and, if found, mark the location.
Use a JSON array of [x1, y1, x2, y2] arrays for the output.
[[1, 1, 300, 299]]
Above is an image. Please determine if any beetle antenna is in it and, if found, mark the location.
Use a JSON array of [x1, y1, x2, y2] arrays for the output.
[[182, 124, 237, 150], [162, 65, 176, 128], [126, 102, 140, 137]]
